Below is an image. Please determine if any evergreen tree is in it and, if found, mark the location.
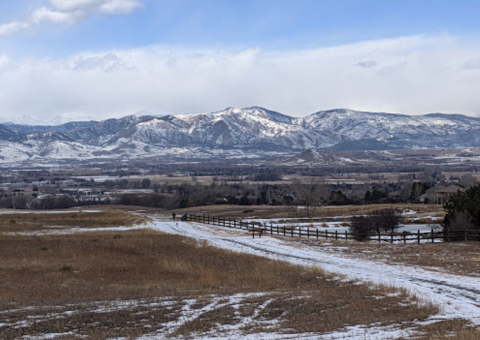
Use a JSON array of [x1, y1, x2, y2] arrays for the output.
[[444, 183, 480, 232]]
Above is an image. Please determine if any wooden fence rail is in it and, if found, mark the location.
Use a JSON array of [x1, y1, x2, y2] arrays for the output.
[[182, 213, 480, 243]]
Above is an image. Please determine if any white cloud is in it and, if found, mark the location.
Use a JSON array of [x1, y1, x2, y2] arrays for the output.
[[463, 57, 480, 70], [33, 0, 144, 25], [97, 0, 145, 14], [1, 35, 480, 122], [48, 0, 142, 14], [2, 0, 144, 34], [32, 7, 82, 25], [0, 21, 30, 37]]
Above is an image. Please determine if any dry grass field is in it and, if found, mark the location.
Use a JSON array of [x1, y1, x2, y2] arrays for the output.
[[0, 208, 478, 339], [0, 211, 442, 339], [162, 203, 445, 222], [0, 209, 149, 233]]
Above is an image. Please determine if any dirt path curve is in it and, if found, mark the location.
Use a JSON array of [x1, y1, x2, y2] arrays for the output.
[[150, 218, 480, 325]]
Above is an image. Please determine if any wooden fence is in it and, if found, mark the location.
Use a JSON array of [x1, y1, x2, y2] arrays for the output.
[[182, 213, 480, 243]]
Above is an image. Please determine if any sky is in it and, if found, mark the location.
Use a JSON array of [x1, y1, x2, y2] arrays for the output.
[[1, 0, 480, 123]]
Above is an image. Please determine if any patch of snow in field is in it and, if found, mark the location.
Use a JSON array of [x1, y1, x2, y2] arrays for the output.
[[398, 224, 441, 232], [3, 225, 146, 237]]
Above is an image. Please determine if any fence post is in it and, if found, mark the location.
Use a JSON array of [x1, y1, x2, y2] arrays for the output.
[[271, 223, 273, 235], [403, 233, 406, 244], [391, 231, 394, 244], [207, 216, 210, 224], [378, 232, 381, 243], [431, 229, 434, 243], [335, 230, 338, 240], [417, 230, 420, 244], [307, 228, 310, 238], [299, 227, 301, 237], [325, 230, 328, 239], [317, 229, 319, 239], [283, 226, 286, 236], [291, 227, 293, 237], [345, 230, 348, 239]]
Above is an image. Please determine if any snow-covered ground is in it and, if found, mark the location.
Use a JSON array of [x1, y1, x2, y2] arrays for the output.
[[147, 218, 480, 339]]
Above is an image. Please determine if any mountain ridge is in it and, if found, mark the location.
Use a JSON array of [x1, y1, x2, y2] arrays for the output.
[[1, 106, 480, 164]]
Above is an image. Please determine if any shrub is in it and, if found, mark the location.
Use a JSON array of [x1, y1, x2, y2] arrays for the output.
[[349, 209, 401, 241], [349, 216, 373, 241]]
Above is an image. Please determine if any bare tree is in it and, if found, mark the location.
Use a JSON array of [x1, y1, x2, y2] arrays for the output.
[[460, 173, 478, 188], [292, 179, 327, 218]]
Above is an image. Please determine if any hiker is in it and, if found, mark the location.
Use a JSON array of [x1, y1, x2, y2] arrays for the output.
[[172, 212, 176, 221]]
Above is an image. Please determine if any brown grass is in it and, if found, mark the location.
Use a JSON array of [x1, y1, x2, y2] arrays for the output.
[[0, 210, 149, 232], [0, 227, 439, 339], [296, 237, 480, 278], [162, 203, 445, 220], [420, 320, 480, 340]]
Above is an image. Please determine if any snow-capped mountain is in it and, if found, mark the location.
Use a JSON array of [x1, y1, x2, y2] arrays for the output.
[[1, 106, 480, 164]]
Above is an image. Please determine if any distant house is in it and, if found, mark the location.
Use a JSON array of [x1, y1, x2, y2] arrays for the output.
[[420, 185, 465, 204], [215, 198, 228, 204]]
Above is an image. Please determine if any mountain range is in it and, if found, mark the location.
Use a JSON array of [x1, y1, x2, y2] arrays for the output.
[[1, 107, 480, 164]]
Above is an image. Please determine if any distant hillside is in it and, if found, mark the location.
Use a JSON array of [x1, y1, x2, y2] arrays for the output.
[[1, 106, 480, 164]]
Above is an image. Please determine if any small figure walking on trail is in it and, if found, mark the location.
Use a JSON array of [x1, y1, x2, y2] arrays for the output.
[[172, 211, 176, 222]]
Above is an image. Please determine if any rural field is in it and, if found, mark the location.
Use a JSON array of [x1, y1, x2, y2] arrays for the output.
[[1, 205, 479, 339]]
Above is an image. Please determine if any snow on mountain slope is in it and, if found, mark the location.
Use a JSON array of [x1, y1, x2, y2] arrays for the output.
[[2, 106, 480, 163], [299, 109, 480, 141]]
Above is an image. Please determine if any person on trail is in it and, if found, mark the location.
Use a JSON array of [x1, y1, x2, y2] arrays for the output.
[[172, 212, 176, 221]]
